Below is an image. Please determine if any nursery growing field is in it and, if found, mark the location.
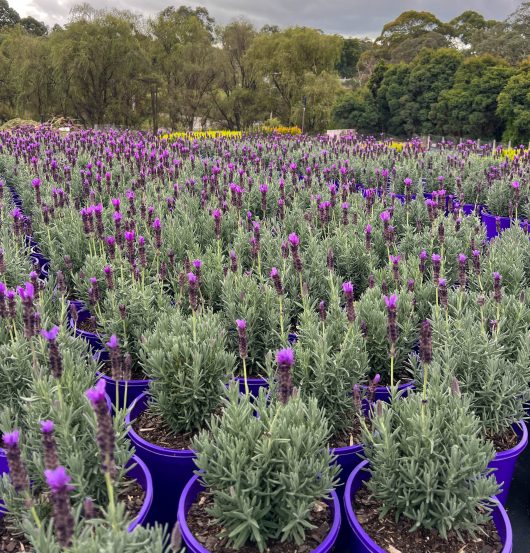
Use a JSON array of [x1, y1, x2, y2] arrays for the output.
[[0, 128, 529, 552]]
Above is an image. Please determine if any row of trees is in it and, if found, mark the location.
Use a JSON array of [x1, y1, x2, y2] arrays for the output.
[[1, 1, 530, 139], [335, 5, 530, 143], [0, 2, 345, 131], [334, 50, 530, 143]]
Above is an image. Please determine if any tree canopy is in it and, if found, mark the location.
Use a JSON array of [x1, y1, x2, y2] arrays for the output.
[[0, 1, 528, 140]]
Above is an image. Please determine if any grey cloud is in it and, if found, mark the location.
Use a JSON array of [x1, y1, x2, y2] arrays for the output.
[[12, 0, 522, 35]]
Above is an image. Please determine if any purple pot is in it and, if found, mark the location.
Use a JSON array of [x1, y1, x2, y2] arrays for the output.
[[0, 449, 8, 478], [344, 460, 513, 553], [68, 307, 104, 353], [235, 376, 268, 396], [360, 381, 414, 416], [332, 443, 365, 552], [462, 203, 482, 216], [481, 211, 512, 240], [126, 455, 154, 531], [178, 474, 341, 553], [68, 299, 86, 312], [126, 392, 196, 525], [488, 421, 528, 507], [97, 370, 151, 411]]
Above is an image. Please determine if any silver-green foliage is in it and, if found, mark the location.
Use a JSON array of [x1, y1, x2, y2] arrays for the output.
[[20, 502, 170, 553], [430, 307, 529, 435], [193, 385, 340, 552], [291, 300, 369, 434], [362, 384, 499, 539], [140, 309, 236, 434]]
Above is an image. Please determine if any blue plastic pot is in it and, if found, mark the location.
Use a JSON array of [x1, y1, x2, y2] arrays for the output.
[[126, 392, 196, 526], [344, 460, 513, 553], [178, 474, 341, 553], [488, 421, 528, 507]]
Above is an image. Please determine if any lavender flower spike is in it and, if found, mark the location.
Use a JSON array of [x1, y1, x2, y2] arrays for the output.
[[276, 348, 294, 405], [45, 466, 75, 548], [86, 380, 116, 477], [3, 430, 29, 493]]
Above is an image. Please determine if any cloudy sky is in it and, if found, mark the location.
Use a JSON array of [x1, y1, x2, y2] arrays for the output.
[[11, 0, 522, 36]]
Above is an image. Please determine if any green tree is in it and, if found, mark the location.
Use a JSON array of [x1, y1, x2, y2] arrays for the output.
[[150, 6, 217, 129], [336, 37, 371, 79], [401, 48, 463, 135], [0, 0, 19, 29], [247, 27, 342, 128], [376, 11, 450, 50], [433, 55, 513, 139], [497, 63, 530, 144], [20, 16, 47, 36], [448, 10, 496, 47], [210, 19, 268, 130], [50, 7, 149, 126], [333, 86, 381, 133], [474, 3, 530, 64]]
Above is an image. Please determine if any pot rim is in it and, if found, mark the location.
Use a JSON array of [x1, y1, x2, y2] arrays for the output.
[[177, 474, 341, 553], [344, 459, 513, 553]]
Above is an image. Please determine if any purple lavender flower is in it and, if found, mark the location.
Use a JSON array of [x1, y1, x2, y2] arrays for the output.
[[276, 348, 294, 405], [188, 272, 199, 311], [3, 430, 29, 493], [103, 265, 114, 290], [431, 253, 441, 283], [419, 320, 432, 365], [229, 250, 238, 273], [319, 300, 327, 321], [270, 267, 283, 295], [152, 217, 162, 250], [342, 281, 356, 323], [41, 325, 63, 379], [86, 380, 116, 476], [472, 249, 481, 275], [45, 466, 74, 548], [212, 208, 222, 239], [493, 272, 502, 303], [288, 233, 302, 273], [106, 334, 123, 381], [364, 224, 372, 250], [236, 319, 248, 359], [40, 420, 59, 471], [438, 278, 448, 308]]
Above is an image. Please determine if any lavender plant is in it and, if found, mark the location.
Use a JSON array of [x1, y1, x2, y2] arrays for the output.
[[193, 382, 339, 552], [139, 309, 236, 434], [356, 286, 418, 384], [221, 272, 290, 373], [361, 382, 499, 539], [0, 326, 132, 525], [430, 307, 530, 438], [287, 299, 370, 437]]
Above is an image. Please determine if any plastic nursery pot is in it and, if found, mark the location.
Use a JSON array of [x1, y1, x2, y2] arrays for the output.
[[0, 449, 8, 478], [360, 381, 415, 417], [331, 442, 365, 553], [178, 474, 341, 553], [488, 421, 528, 507], [481, 211, 513, 240], [95, 344, 151, 411], [97, 367, 152, 411], [461, 203, 482, 216], [126, 392, 196, 525], [126, 455, 154, 532], [68, 306, 104, 354], [235, 376, 268, 397], [344, 460, 513, 553]]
